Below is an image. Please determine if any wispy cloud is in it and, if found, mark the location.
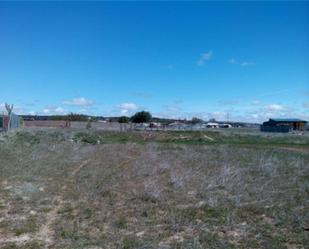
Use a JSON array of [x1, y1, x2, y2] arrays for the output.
[[265, 103, 285, 112], [163, 100, 183, 113], [0, 103, 31, 115], [197, 51, 213, 66], [118, 102, 138, 115], [258, 88, 299, 97], [240, 61, 255, 67], [251, 100, 261, 105], [229, 58, 255, 67], [245, 102, 309, 123], [28, 111, 37, 115], [63, 97, 94, 106], [0, 103, 4, 112], [156, 100, 308, 123], [164, 104, 181, 113]]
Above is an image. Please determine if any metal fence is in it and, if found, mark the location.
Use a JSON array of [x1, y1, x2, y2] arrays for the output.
[[11, 113, 21, 129], [0, 113, 21, 131]]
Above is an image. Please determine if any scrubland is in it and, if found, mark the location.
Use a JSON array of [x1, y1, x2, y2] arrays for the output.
[[0, 129, 308, 248]]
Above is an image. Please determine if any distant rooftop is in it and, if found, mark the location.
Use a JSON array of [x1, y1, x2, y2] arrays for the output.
[[270, 118, 307, 122]]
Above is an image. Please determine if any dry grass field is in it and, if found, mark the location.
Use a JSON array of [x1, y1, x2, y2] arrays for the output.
[[0, 128, 308, 249]]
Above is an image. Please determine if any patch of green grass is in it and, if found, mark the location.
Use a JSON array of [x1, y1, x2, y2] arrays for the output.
[[13, 217, 38, 236], [14, 131, 41, 145], [198, 231, 237, 249], [72, 130, 309, 147], [83, 207, 92, 219], [0, 243, 19, 249], [0, 219, 10, 232], [121, 235, 139, 249], [59, 229, 80, 240], [174, 205, 228, 224], [58, 203, 75, 219], [73, 132, 103, 144], [114, 216, 128, 229]]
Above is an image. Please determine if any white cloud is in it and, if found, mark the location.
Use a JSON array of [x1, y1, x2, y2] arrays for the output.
[[156, 101, 308, 123], [42, 106, 67, 115], [242, 102, 308, 123], [252, 100, 261, 105], [197, 51, 213, 66], [55, 107, 65, 113], [241, 61, 255, 67], [0, 103, 4, 112], [265, 104, 284, 112], [29, 111, 37, 115], [42, 109, 50, 114], [63, 97, 94, 106], [118, 102, 138, 115], [229, 58, 255, 67], [246, 105, 309, 123], [0, 103, 28, 115]]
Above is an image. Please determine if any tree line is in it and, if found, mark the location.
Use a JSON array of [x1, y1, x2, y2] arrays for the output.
[[21, 111, 208, 124]]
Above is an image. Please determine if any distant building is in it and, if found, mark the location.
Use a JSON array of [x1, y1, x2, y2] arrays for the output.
[[168, 122, 189, 130], [149, 122, 161, 128], [206, 122, 219, 128], [219, 123, 232, 128], [261, 118, 307, 133]]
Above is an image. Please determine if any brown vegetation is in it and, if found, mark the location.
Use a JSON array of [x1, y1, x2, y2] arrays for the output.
[[0, 129, 308, 248]]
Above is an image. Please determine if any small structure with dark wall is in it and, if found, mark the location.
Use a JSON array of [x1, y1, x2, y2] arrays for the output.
[[261, 118, 307, 133]]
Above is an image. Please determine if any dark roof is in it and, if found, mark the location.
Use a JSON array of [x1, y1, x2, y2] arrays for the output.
[[270, 118, 307, 122]]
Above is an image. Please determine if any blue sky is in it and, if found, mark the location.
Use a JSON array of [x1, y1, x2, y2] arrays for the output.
[[0, 1, 308, 122]]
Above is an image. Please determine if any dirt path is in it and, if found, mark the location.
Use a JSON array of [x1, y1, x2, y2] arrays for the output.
[[35, 195, 64, 247], [0, 159, 92, 248], [279, 146, 309, 153], [37, 159, 92, 247], [0, 234, 31, 245], [71, 159, 92, 177]]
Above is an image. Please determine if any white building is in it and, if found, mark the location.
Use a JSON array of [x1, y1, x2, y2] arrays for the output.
[[206, 122, 219, 128]]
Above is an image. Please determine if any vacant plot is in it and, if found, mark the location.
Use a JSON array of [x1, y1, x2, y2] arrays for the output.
[[0, 129, 308, 249]]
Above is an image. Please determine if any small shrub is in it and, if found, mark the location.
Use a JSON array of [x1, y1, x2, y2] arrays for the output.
[[114, 217, 128, 229], [74, 132, 102, 144], [83, 207, 92, 219], [122, 236, 139, 249], [13, 217, 38, 236], [86, 121, 92, 129]]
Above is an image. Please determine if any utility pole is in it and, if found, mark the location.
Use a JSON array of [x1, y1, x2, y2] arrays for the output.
[[226, 112, 229, 123]]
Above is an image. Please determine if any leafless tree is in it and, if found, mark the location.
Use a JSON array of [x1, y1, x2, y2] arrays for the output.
[[5, 103, 13, 132]]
